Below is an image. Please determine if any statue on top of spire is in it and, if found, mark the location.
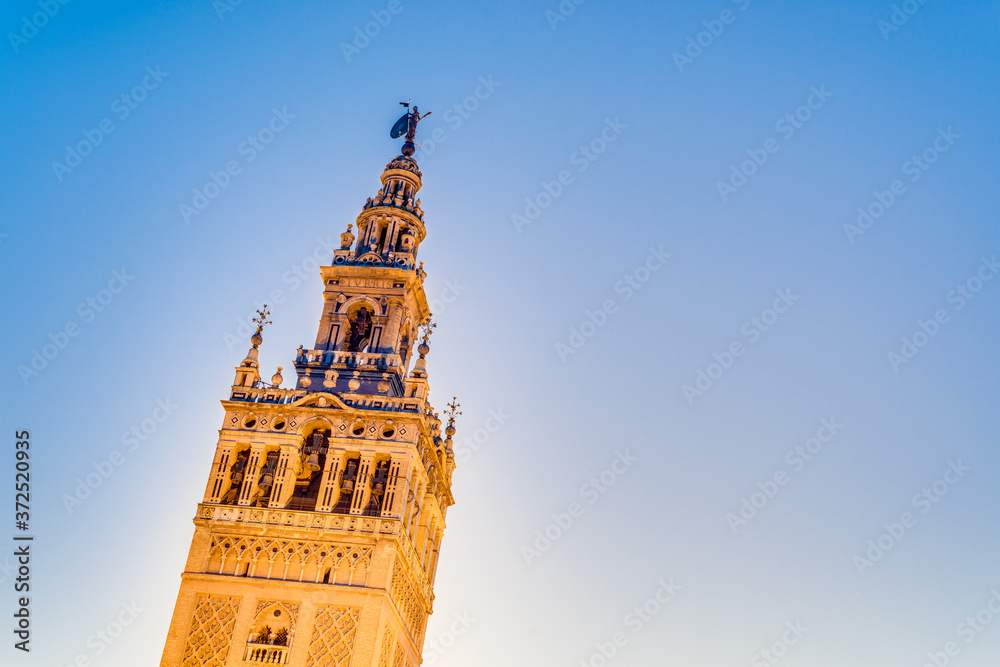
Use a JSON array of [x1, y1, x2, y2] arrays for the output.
[[390, 101, 432, 157]]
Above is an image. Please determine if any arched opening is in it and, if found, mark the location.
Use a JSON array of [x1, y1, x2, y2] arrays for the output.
[[363, 459, 392, 516], [377, 224, 389, 252], [221, 449, 249, 505], [244, 605, 293, 664], [333, 457, 360, 514], [399, 332, 411, 367], [285, 429, 330, 512], [345, 306, 373, 352], [253, 450, 279, 508]]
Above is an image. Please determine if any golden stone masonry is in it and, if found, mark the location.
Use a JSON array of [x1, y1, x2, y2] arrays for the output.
[[160, 104, 460, 667]]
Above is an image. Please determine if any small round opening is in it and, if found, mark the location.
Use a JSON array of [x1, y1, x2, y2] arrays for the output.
[[352, 422, 365, 436], [243, 416, 257, 429], [272, 419, 286, 431], [382, 426, 395, 439]]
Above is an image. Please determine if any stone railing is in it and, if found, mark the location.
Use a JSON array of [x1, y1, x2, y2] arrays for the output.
[[229, 386, 305, 405], [243, 643, 288, 664], [198, 503, 402, 535], [338, 394, 424, 413], [296, 349, 403, 370]]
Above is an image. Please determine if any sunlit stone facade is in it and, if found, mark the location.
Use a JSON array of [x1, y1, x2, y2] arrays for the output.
[[160, 117, 458, 667]]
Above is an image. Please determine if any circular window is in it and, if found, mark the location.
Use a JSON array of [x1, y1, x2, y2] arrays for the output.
[[382, 425, 395, 439], [243, 415, 257, 429], [352, 422, 365, 436], [272, 418, 286, 431]]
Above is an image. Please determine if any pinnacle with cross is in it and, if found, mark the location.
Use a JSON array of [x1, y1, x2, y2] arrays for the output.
[[420, 318, 436, 345], [253, 305, 272, 335], [445, 397, 462, 426]]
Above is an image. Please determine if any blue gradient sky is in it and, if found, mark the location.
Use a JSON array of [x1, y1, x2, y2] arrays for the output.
[[2, 1, 999, 665]]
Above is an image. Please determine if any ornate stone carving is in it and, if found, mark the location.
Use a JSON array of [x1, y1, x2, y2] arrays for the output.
[[378, 626, 396, 667], [180, 594, 241, 667], [304, 606, 360, 667]]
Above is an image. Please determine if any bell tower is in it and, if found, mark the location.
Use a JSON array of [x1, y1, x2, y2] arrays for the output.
[[159, 104, 460, 667]]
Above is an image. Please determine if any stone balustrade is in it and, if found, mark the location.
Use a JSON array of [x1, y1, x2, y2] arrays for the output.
[[296, 349, 403, 370], [243, 643, 288, 664]]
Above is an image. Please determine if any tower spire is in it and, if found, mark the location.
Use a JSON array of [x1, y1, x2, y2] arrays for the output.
[[161, 108, 461, 667]]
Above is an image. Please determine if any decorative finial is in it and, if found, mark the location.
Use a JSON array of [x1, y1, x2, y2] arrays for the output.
[[445, 396, 461, 437], [340, 224, 356, 250], [250, 305, 271, 347], [420, 318, 436, 346], [390, 102, 432, 157]]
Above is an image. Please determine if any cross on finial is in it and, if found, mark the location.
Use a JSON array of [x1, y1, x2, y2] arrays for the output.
[[445, 397, 462, 425], [253, 305, 272, 335], [420, 318, 436, 345]]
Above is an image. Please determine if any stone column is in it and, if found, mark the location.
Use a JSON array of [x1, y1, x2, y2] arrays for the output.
[[205, 445, 233, 503], [238, 444, 265, 506], [350, 453, 375, 514], [382, 456, 410, 519], [315, 450, 345, 513], [380, 300, 405, 354]]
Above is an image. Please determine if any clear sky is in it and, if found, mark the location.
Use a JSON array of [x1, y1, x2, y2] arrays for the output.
[[2, 0, 999, 665]]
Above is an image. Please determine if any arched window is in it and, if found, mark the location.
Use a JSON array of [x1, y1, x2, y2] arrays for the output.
[[346, 306, 373, 352], [221, 450, 249, 505], [285, 430, 329, 511]]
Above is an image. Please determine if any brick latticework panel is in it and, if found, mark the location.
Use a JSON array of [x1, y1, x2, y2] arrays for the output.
[[305, 606, 360, 667], [391, 562, 424, 640], [392, 643, 407, 667], [378, 625, 396, 667], [180, 594, 241, 667]]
